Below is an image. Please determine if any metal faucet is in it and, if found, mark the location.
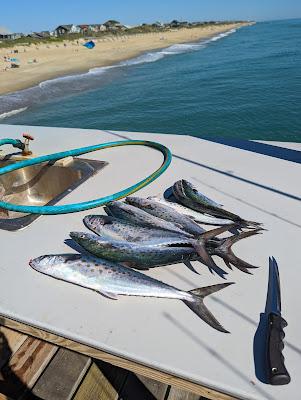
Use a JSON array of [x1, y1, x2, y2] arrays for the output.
[[0, 134, 34, 156], [21, 133, 34, 156]]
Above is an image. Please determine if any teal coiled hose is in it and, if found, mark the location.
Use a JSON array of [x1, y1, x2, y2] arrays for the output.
[[0, 138, 172, 215]]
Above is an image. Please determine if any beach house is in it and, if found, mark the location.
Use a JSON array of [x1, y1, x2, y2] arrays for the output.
[[54, 24, 81, 36], [78, 25, 89, 34], [27, 31, 51, 39], [169, 20, 190, 28], [0, 27, 23, 40], [152, 21, 165, 28], [78, 24, 106, 34], [89, 24, 107, 32], [103, 20, 126, 31]]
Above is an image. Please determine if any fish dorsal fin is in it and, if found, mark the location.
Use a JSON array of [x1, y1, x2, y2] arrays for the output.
[[98, 290, 118, 300]]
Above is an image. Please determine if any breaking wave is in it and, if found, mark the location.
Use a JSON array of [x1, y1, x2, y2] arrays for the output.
[[0, 107, 28, 120]]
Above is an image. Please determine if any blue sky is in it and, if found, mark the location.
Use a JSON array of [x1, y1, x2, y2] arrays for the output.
[[2, 0, 301, 33]]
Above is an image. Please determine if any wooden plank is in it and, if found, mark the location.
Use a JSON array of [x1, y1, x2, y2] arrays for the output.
[[31, 348, 91, 400], [0, 394, 12, 400], [0, 327, 27, 357], [74, 362, 120, 400], [167, 386, 203, 400], [0, 327, 27, 369], [0, 336, 57, 399], [94, 360, 129, 399], [0, 317, 238, 400], [136, 375, 168, 400], [119, 372, 167, 400]]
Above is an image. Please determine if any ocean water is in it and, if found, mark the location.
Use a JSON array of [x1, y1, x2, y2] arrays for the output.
[[1, 19, 300, 142]]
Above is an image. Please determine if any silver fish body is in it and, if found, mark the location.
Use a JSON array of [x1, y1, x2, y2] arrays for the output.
[[83, 217, 218, 267], [84, 211, 261, 274], [29, 253, 233, 332], [30, 254, 190, 300], [173, 180, 225, 217], [125, 197, 206, 236], [70, 231, 197, 267], [147, 197, 233, 226], [105, 201, 192, 237], [180, 180, 222, 208], [173, 180, 261, 227], [83, 215, 185, 242]]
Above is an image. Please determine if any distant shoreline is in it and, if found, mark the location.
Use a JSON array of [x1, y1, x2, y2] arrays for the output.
[[0, 22, 252, 96]]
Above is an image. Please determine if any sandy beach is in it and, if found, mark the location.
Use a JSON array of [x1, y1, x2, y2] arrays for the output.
[[0, 23, 248, 96]]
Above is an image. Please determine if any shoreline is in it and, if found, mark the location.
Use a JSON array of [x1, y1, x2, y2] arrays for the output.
[[0, 23, 251, 96]]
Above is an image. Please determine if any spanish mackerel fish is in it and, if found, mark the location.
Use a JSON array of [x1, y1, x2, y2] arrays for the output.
[[180, 180, 222, 208], [83, 215, 185, 242], [147, 196, 233, 226], [173, 180, 261, 227], [105, 201, 193, 237], [83, 215, 234, 270], [126, 197, 206, 236], [29, 254, 233, 332], [71, 231, 202, 268], [76, 225, 261, 273]]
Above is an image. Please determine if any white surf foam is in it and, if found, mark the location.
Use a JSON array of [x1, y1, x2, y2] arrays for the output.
[[39, 72, 90, 88], [0, 107, 28, 120], [209, 28, 236, 42], [38, 28, 238, 88], [88, 65, 117, 74]]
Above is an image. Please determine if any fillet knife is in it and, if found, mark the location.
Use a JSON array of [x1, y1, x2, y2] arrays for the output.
[[266, 257, 291, 385]]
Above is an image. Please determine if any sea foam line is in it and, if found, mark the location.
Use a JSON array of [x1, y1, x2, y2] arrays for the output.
[[0, 107, 28, 120], [39, 28, 237, 87]]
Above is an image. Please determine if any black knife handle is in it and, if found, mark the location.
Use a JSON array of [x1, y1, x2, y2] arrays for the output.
[[267, 313, 291, 385]]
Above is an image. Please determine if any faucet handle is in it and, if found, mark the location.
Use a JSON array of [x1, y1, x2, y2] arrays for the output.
[[22, 133, 34, 156], [23, 133, 34, 141]]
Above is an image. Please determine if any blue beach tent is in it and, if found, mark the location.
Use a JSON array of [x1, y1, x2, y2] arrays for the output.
[[83, 41, 95, 49]]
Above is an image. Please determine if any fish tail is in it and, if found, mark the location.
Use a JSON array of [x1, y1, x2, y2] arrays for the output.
[[235, 218, 263, 229], [183, 283, 234, 333], [213, 229, 262, 273], [199, 224, 237, 240], [192, 241, 222, 273], [243, 220, 263, 228], [193, 225, 237, 270]]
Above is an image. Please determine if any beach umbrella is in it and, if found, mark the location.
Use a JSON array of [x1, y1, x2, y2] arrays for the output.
[[83, 41, 95, 49]]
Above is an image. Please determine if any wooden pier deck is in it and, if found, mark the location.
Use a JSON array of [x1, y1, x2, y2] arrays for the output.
[[0, 326, 203, 400]]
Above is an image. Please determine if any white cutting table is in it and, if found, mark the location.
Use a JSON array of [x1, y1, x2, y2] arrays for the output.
[[0, 124, 300, 400]]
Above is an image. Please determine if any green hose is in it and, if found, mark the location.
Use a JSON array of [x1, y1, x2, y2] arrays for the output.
[[0, 138, 172, 215]]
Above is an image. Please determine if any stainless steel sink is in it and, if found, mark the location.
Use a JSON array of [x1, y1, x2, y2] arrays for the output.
[[0, 158, 108, 231]]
